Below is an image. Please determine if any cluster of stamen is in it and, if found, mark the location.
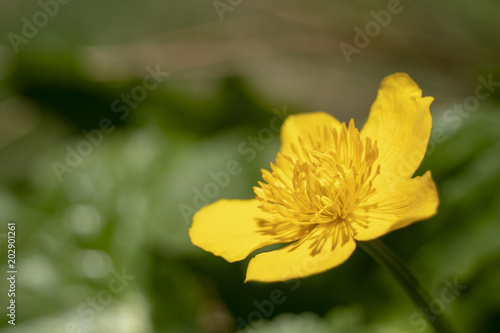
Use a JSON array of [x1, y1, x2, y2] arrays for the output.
[[254, 120, 380, 230]]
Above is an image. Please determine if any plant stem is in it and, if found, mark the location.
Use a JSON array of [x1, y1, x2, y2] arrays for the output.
[[358, 239, 454, 333]]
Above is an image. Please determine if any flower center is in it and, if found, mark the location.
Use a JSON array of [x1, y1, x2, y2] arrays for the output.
[[255, 120, 380, 227]]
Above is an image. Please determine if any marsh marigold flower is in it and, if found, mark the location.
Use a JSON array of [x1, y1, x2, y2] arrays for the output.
[[189, 73, 439, 282]]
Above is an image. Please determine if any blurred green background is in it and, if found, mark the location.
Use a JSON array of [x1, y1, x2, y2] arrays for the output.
[[0, 0, 499, 332]]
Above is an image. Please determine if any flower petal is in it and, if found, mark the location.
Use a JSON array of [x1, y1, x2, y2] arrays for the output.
[[189, 199, 309, 262], [245, 223, 356, 282], [350, 171, 439, 241], [361, 73, 434, 181], [280, 112, 342, 159]]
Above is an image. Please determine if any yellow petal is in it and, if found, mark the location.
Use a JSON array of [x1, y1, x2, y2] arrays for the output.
[[361, 73, 434, 182], [280, 112, 342, 159], [350, 171, 439, 241], [189, 199, 309, 262], [245, 223, 356, 282]]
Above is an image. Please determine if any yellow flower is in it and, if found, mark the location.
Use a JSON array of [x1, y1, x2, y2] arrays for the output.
[[189, 73, 439, 283]]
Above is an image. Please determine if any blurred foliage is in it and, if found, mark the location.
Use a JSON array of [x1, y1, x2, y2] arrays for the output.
[[0, 0, 500, 333], [0, 77, 499, 332]]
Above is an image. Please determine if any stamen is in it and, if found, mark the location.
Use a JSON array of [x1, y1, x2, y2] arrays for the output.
[[255, 120, 380, 245]]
